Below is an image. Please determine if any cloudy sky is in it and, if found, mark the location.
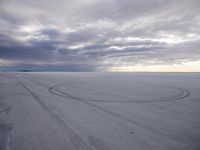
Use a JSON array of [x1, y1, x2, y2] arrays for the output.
[[0, 0, 200, 71]]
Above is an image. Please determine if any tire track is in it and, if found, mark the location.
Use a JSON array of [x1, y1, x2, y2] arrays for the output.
[[48, 84, 190, 103], [18, 80, 92, 150], [22, 76, 191, 143], [0, 107, 12, 150], [22, 76, 191, 103], [48, 84, 193, 143]]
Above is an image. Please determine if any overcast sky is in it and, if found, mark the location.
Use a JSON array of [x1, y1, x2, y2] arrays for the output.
[[0, 0, 200, 71]]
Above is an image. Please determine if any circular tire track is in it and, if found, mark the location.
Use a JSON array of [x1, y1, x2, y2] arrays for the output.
[[49, 84, 190, 103], [48, 83, 192, 142], [21, 77, 192, 143]]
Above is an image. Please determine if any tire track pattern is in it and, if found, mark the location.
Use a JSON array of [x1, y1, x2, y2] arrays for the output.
[[0, 107, 12, 150], [18, 80, 92, 150], [49, 84, 190, 103], [22, 76, 191, 144]]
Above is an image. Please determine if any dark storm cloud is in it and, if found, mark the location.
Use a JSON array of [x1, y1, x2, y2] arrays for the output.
[[0, 64, 95, 72], [0, 0, 200, 71]]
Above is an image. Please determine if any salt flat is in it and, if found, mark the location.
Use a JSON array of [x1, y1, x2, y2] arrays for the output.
[[0, 72, 200, 150]]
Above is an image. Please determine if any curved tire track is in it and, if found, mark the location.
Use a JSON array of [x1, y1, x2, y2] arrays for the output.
[[22, 77, 191, 143], [48, 84, 192, 143], [49, 84, 190, 103]]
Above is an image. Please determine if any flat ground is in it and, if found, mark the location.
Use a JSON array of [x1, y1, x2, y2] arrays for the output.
[[0, 72, 200, 150]]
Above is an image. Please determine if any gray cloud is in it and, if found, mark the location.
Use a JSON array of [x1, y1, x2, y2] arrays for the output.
[[0, 0, 200, 71]]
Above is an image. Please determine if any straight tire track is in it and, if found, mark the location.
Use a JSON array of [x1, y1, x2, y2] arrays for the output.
[[18, 80, 92, 150], [22, 76, 191, 143]]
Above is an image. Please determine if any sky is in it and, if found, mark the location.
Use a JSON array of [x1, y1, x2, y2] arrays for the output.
[[0, 0, 200, 72]]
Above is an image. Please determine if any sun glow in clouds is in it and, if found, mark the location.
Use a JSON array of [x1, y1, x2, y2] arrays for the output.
[[107, 60, 200, 72]]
